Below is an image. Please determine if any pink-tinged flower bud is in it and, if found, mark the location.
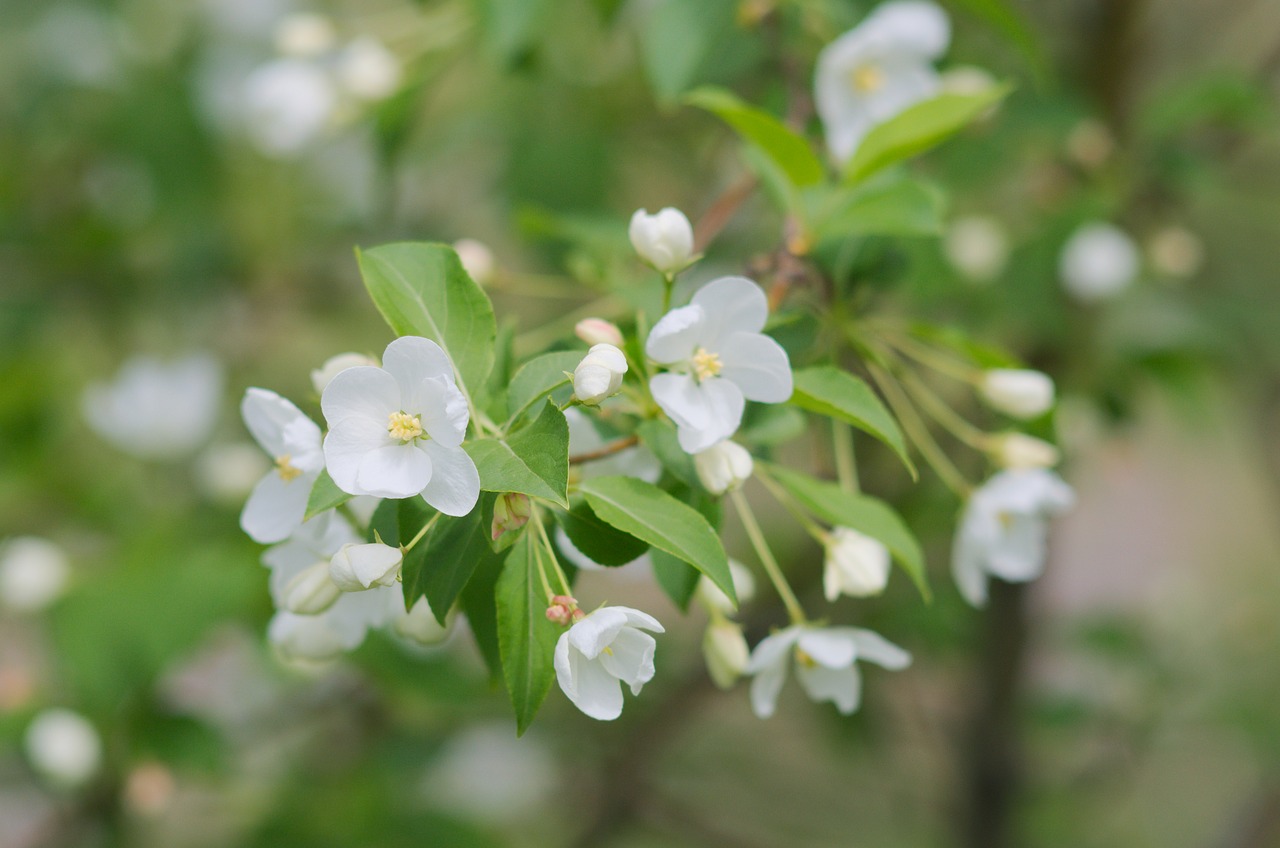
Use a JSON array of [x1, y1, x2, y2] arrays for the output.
[[546, 595, 580, 626], [491, 493, 532, 541], [574, 318, 623, 348], [453, 238, 495, 286]]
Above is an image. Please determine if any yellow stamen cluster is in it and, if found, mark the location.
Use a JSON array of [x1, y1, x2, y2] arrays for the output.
[[795, 648, 817, 668], [275, 454, 302, 482], [850, 63, 885, 94], [387, 411, 424, 442], [691, 347, 723, 382]]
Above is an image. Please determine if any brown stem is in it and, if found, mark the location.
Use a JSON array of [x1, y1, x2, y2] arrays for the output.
[[693, 174, 758, 253], [569, 434, 639, 465]]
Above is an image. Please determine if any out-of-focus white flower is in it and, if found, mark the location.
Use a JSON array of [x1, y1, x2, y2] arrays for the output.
[[647, 277, 793, 453], [814, 0, 950, 163], [329, 542, 403, 592], [696, 559, 756, 614], [335, 37, 402, 101], [823, 527, 891, 600], [628, 208, 695, 275], [321, 336, 479, 516], [32, 6, 121, 88], [573, 344, 628, 405], [979, 369, 1055, 419], [273, 12, 337, 57], [0, 537, 70, 612], [1065, 118, 1114, 169], [944, 215, 1009, 283], [693, 440, 753, 494], [311, 352, 379, 395], [279, 560, 342, 614], [24, 709, 102, 788], [703, 619, 750, 689], [239, 388, 324, 544], [195, 442, 269, 503], [990, 433, 1060, 469], [952, 468, 1075, 607], [575, 318, 624, 348], [1059, 222, 1140, 303], [453, 239, 495, 286], [746, 625, 910, 718], [1147, 226, 1204, 278], [243, 58, 336, 156], [83, 353, 223, 460], [390, 593, 456, 646], [423, 723, 558, 822], [554, 606, 664, 720]]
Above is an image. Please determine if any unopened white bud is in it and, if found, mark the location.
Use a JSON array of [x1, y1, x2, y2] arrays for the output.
[[453, 238, 495, 286], [703, 619, 750, 689], [1059, 222, 1139, 303], [392, 595, 456, 646], [574, 318, 623, 348], [311, 352, 378, 395], [274, 13, 336, 57], [696, 559, 756, 614], [25, 709, 102, 788], [572, 343, 627, 405], [628, 207, 695, 274], [693, 441, 753, 495], [335, 37, 401, 101], [945, 216, 1009, 283], [0, 536, 70, 612], [979, 369, 1055, 419], [991, 433, 1060, 469], [329, 542, 403, 591], [823, 527, 891, 600], [281, 560, 342, 614]]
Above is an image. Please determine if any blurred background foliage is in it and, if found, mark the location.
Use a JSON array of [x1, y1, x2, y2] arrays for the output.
[[2, 0, 1280, 846]]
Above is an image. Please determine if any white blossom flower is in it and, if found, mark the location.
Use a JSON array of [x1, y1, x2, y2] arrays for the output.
[[629, 207, 695, 275], [944, 215, 1009, 283], [952, 468, 1075, 607], [389, 594, 456, 647], [694, 440, 754, 494], [990, 433, 1060, 469], [1059, 222, 1139, 303], [554, 606, 665, 720], [0, 537, 70, 612], [646, 277, 793, 453], [273, 12, 336, 57], [24, 709, 102, 788], [703, 619, 750, 689], [239, 388, 324, 544], [423, 724, 558, 823], [329, 542, 403, 592], [321, 336, 480, 516], [979, 368, 1055, 419], [746, 625, 910, 718], [243, 58, 336, 156], [453, 239, 495, 285], [311, 352, 379, 395], [814, 0, 950, 163], [83, 353, 223, 460], [279, 560, 342, 614], [695, 559, 757, 614], [823, 527, 891, 600], [572, 344, 628, 406], [335, 37, 402, 101], [574, 318, 623, 348]]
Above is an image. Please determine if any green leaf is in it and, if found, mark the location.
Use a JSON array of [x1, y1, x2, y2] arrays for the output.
[[558, 500, 650, 566], [505, 351, 580, 425], [579, 476, 734, 605], [479, 0, 552, 64], [636, 419, 697, 487], [304, 470, 353, 521], [765, 464, 929, 600], [459, 545, 504, 682], [465, 401, 570, 508], [402, 509, 503, 624], [810, 175, 946, 241], [685, 87, 825, 188], [790, 366, 915, 476], [650, 549, 702, 611], [842, 85, 1012, 186], [640, 0, 754, 104], [356, 242, 497, 395], [496, 533, 561, 734]]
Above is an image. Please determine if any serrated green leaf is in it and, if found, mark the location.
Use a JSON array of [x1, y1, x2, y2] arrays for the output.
[[304, 470, 353, 521], [558, 500, 650, 566], [765, 464, 929, 600], [465, 401, 570, 507], [842, 85, 1012, 186], [356, 242, 497, 395], [790, 366, 915, 476], [496, 533, 561, 734], [402, 509, 503, 624], [506, 351, 580, 425], [579, 476, 734, 606], [685, 86, 825, 187]]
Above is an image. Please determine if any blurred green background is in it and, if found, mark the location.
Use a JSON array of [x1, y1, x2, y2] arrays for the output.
[[2, 0, 1280, 846]]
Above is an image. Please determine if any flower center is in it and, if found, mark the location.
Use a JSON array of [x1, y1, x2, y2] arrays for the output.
[[691, 347, 723, 382], [849, 63, 885, 94], [794, 648, 817, 668], [275, 454, 303, 482], [387, 411, 424, 442]]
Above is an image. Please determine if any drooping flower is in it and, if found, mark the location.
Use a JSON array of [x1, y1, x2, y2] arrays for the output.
[[1059, 222, 1139, 303], [823, 527, 891, 600], [952, 468, 1075, 607], [694, 440, 754, 495], [572, 344, 628, 405], [24, 709, 102, 788], [646, 277, 793, 454], [979, 368, 1055, 419], [0, 536, 70, 612], [746, 625, 911, 719], [240, 388, 324, 544], [814, 0, 951, 164], [321, 336, 480, 516], [554, 606, 665, 720], [695, 559, 757, 615], [628, 207, 695, 275], [83, 353, 223, 460], [703, 619, 750, 690]]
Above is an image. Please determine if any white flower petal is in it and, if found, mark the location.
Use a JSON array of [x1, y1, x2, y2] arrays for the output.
[[645, 304, 706, 364], [796, 628, 857, 669], [321, 365, 400, 426], [555, 638, 624, 721], [865, 0, 951, 59], [240, 469, 315, 544], [415, 375, 470, 447], [717, 331, 793, 403], [749, 654, 790, 719], [598, 627, 657, 694], [242, 388, 315, 458], [846, 628, 912, 670], [567, 607, 629, 659], [796, 662, 862, 714], [355, 443, 433, 499], [691, 277, 769, 344], [380, 336, 456, 410], [323, 416, 392, 494], [745, 627, 802, 674], [650, 373, 745, 454], [617, 606, 665, 634], [418, 441, 480, 516]]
